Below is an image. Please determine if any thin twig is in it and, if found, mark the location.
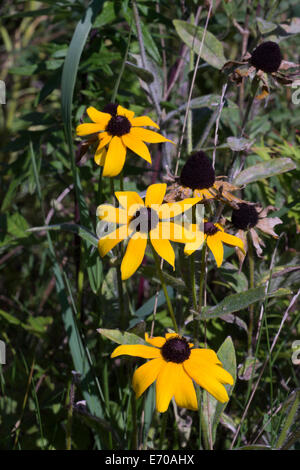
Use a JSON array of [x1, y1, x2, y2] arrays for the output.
[[230, 288, 300, 449], [174, 0, 213, 176]]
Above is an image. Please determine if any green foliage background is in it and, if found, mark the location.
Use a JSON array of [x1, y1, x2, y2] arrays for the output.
[[0, 0, 299, 450]]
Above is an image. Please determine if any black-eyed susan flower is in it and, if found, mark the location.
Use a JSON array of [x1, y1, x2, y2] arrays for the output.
[[111, 332, 234, 413], [231, 203, 282, 266], [97, 183, 200, 280], [184, 220, 245, 267], [76, 103, 174, 177], [164, 151, 245, 208]]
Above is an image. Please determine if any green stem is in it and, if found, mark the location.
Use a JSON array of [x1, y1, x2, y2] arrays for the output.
[[247, 232, 255, 354], [158, 411, 168, 450], [151, 246, 178, 333], [228, 76, 260, 182], [195, 243, 207, 345]]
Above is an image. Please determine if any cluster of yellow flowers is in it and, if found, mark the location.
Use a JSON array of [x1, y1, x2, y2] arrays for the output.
[[76, 102, 280, 413]]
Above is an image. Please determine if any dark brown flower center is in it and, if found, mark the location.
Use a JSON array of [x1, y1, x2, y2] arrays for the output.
[[231, 203, 259, 230], [106, 115, 131, 137], [131, 206, 159, 233], [179, 151, 215, 190], [161, 336, 191, 363], [250, 41, 282, 73], [203, 222, 219, 236]]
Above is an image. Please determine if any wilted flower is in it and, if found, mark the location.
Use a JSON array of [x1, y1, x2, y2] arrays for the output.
[[231, 203, 282, 266], [164, 151, 245, 208]]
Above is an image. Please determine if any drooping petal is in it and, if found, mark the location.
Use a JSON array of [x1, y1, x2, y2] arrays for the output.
[[86, 107, 111, 126], [173, 364, 198, 411], [206, 234, 224, 267], [117, 105, 135, 120], [156, 362, 181, 413], [98, 226, 129, 257], [145, 333, 166, 348], [103, 136, 127, 177], [132, 358, 165, 398], [183, 358, 231, 403], [76, 123, 104, 136], [150, 235, 175, 269], [158, 198, 200, 220], [184, 224, 205, 255], [130, 116, 160, 129], [145, 183, 167, 207], [111, 344, 161, 359], [98, 131, 112, 147], [94, 147, 106, 166], [121, 232, 147, 280], [121, 133, 152, 163], [193, 188, 215, 200], [256, 217, 282, 238], [96, 204, 129, 224], [130, 126, 174, 144], [220, 231, 245, 253], [250, 228, 265, 258]]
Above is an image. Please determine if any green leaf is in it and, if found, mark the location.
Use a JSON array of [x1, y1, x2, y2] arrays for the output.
[[227, 136, 252, 152], [125, 61, 154, 83], [201, 337, 236, 446], [173, 20, 226, 70], [28, 223, 98, 248], [199, 287, 291, 320], [98, 328, 148, 346], [234, 158, 296, 185], [257, 17, 277, 34]]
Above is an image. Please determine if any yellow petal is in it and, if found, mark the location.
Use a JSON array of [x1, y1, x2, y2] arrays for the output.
[[76, 123, 104, 136], [96, 205, 129, 224], [184, 225, 205, 255], [150, 236, 175, 269], [207, 234, 224, 267], [158, 198, 200, 220], [190, 348, 222, 365], [173, 364, 198, 411], [220, 231, 245, 254], [132, 358, 164, 398], [130, 126, 174, 144], [145, 333, 166, 348], [98, 226, 129, 257], [111, 344, 161, 359], [156, 362, 181, 413], [183, 358, 230, 403], [103, 136, 127, 177], [130, 116, 160, 129], [121, 133, 152, 163], [86, 107, 111, 126], [94, 147, 106, 166], [98, 131, 112, 146], [115, 191, 144, 211], [193, 188, 215, 200], [121, 232, 147, 280], [145, 183, 167, 207], [117, 105, 135, 120]]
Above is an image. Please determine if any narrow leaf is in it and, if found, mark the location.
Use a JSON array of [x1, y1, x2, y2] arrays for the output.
[[234, 158, 296, 185]]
